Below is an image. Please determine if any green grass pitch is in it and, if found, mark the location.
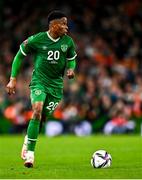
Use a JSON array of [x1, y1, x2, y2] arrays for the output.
[[0, 135, 142, 179]]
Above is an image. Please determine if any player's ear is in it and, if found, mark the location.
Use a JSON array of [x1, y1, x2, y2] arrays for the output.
[[48, 22, 52, 29], [49, 21, 55, 29]]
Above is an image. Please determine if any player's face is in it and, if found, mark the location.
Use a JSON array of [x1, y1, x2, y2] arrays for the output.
[[51, 17, 68, 36]]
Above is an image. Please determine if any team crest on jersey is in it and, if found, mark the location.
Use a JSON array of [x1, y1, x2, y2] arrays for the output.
[[61, 44, 68, 52]]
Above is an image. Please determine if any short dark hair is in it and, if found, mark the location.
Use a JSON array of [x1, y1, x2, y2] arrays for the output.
[[47, 10, 67, 24]]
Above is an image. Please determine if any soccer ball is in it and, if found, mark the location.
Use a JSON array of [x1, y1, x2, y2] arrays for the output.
[[91, 150, 112, 168]]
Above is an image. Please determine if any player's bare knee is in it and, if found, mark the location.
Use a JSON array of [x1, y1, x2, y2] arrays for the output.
[[32, 110, 42, 120], [32, 103, 43, 120]]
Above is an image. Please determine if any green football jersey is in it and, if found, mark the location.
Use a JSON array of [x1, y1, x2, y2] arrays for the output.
[[20, 31, 77, 92]]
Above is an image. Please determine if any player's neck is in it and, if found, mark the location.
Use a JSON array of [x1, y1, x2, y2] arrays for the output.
[[48, 30, 59, 40]]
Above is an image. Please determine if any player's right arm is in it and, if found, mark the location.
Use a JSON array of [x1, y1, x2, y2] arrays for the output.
[[6, 49, 25, 95], [6, 34, 37, 95]]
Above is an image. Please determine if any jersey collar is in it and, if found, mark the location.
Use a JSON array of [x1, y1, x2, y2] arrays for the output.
[[47, 31, 60, 42]]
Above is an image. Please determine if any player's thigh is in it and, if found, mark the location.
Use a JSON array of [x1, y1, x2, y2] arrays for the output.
[[30, 88, 47, 105], [43, 94, 61, 117]]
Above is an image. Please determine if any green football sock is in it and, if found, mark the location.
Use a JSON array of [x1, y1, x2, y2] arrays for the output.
[[27, 119, 40, 151]]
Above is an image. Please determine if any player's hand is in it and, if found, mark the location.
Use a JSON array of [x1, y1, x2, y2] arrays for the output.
[[66, 69, 75, 79], [6, 77, 17, 95]]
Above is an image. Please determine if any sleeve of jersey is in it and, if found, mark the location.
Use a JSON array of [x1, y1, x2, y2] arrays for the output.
[[11, 49, 25, 77], [20, 35, 36, 56], [67, 60, 76, 70], [66, 39, 77, 61]]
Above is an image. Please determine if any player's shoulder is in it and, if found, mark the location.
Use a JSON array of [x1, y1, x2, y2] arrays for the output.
[[62, 34, 73, 40], [62, 34, 74, 43], [28, 32, 46, 41]]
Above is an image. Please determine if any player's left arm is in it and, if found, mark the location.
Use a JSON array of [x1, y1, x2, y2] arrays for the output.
[[66, 38, 77, 79], [66, 60, 76, 79]]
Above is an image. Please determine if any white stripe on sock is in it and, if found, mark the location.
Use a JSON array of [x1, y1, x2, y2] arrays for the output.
[[28, 138, 37, 141]]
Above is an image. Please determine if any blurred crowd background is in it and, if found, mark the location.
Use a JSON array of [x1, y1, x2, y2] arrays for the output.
[[1, 0, 142, 136]]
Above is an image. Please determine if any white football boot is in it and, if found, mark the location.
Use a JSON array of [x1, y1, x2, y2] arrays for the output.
[[21, 135, 28, 160], [24, 151, 34, 168]]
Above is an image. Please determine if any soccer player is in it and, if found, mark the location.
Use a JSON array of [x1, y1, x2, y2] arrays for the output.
[[6, 10, 77, 168]]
